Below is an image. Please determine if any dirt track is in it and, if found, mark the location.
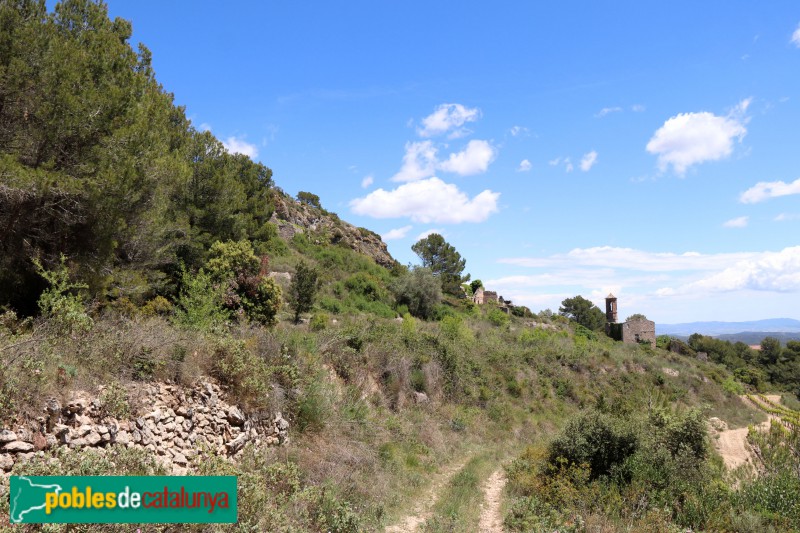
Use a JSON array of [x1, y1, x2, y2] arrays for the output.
[[712, 395, 782, 470], [478, 469, 507, 532]]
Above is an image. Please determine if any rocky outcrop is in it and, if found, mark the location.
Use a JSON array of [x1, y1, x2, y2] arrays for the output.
[[270, 193, 395, 267], [0, 379, 288, 476]]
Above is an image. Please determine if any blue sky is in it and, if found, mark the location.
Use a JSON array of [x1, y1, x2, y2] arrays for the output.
[[104, 1, 800, 324]]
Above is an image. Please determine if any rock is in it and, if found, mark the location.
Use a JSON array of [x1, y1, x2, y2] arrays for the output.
[[14, 428, 32, 443], [227, 406, 246, 426], [44, 398, 61, 427], [413, 391, 429, 404], [97, 425, 109, 436], [85, 432, 102, 446], [146, 409, 163, 423], [273, 413, 289, 431], [226, 434, 248, 454], [3, 441, 34, 453], [115, 431, 131, 446], [65, 394, 89, 414], [45, 435, 57, 449], [68, 438, 87, 449], [163, 421, 176, 432], [33, 432, 47, 451], [0, 430, 18, 444], [0, 454, 13, 471], [54, 425, 70, 445], [78, 425, 93, 437], [708, 417, 728, 432]]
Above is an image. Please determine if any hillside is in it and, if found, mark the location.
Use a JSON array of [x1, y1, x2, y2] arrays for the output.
[[1, 2, 799, 532]]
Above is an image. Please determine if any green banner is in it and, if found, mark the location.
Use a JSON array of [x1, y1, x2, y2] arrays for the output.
[[9, 476, 237, 524]]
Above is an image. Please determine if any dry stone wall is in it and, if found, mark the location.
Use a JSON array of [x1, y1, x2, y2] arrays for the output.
[[0, 379, 288, 477]]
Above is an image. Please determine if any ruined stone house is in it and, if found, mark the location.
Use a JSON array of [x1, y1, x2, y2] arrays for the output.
[[472, 287, 512, 312], [604, 293, 656, 348]]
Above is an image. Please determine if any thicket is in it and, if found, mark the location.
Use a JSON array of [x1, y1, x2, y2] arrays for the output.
[[505, 404, 799, 531]]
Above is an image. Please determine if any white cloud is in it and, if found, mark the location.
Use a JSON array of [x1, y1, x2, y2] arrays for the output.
[[565, 159, 574, 173], [416, 229, 444, 241], [199, 122, 212, 132], [687, 246, 800, 293], [631, 104, 646, 112], [392, 139, 496, 181], [361, 175, 374, 188], [438, 140, 496, 175], [222, 136, 258, 158], [580, 150, 598, 171], [418, 103, 480, 138], [498, 246, 758, 272], [510, 126, 529, 136], [517, 159, 532, 172], [595, 106, 622, 118], [493, 245, 800, 320], [723, 216, 749, 228], [350, 177, 500, 223], [739, 178, 800, 203], [382, 225, 413, 241], [645, 100, 749, 174], [391, 141, 438, 182], [775, 213, 800, 222], [791, 23, 800, 47], [548, 157, 561, 166]]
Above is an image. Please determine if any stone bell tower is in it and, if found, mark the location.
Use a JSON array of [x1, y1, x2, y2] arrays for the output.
[[605, 293, 618, 334]]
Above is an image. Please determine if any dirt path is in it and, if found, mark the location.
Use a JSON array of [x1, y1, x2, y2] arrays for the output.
[[478, 469, 506, 532], [384, 458, 468, 533], [712, 395, 782, 470]]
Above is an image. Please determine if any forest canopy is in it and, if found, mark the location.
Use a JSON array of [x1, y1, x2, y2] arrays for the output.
[[0, 0, 278, 314]]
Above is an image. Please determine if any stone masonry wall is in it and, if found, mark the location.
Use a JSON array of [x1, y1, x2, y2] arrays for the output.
[[621, 318, 656, 348], [0, 379, 288, 478]]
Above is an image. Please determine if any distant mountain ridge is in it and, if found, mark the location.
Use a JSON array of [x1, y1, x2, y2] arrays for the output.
[[658, 318, 800, 337]]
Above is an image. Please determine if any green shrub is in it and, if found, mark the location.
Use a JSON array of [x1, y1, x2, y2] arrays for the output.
[[310, 312, 329, 331], [487, 308, 510, 327], [33, 254, 92, 333], [295, 376, 329, 432], [212, 338, 296, 411], [390, 267, 442, 319], [140, 295, 173, 316], [344, 272, 385, 301], [99, 381, 131, 419], [722, 376, 745, 395], [174, 268, 228, 332], [547, 410, 638, 480], [244, 277, 282, 326]]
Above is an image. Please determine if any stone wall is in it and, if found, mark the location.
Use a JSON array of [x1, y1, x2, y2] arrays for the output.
[[0, 379, 288, 477], [621, 318, 656, 348]]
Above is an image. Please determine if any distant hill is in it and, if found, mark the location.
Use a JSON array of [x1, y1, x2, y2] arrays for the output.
[[658, 318, 800, 337], [716, 331, 800, 345]]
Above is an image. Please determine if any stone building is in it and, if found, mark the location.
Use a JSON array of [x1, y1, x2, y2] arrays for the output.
[[604, 293, 656, 348], [472, 287, 485, 304], [472, 287, 512, 312]]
